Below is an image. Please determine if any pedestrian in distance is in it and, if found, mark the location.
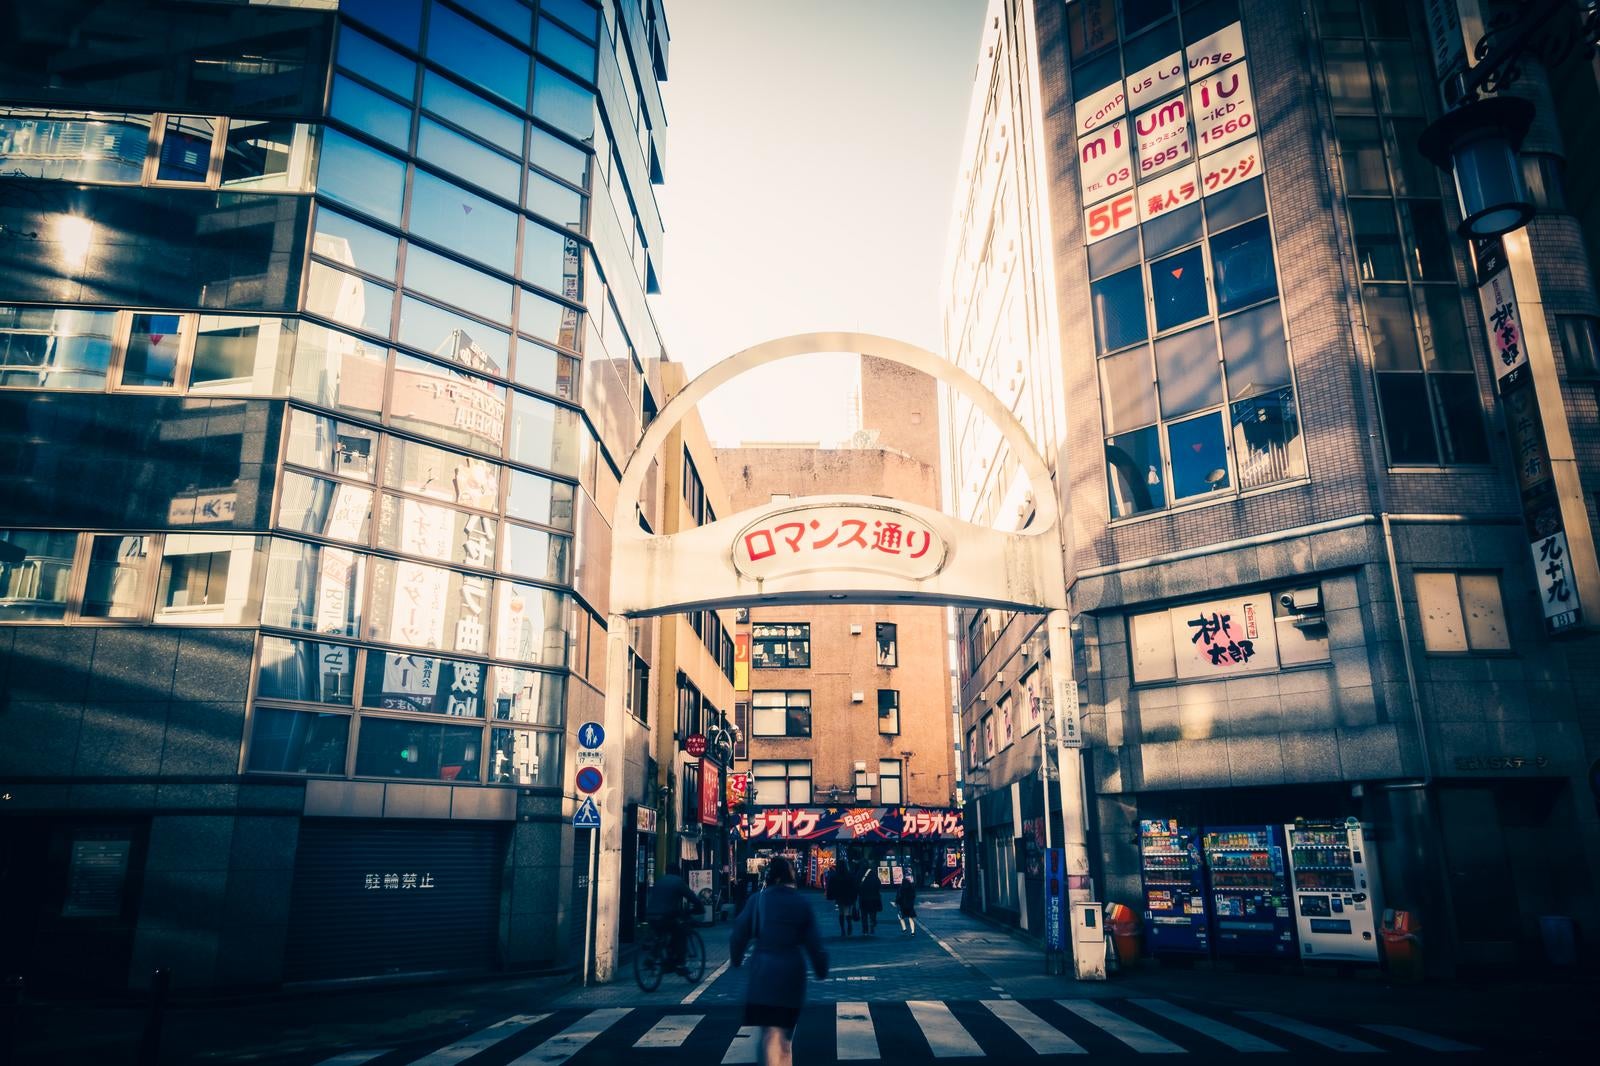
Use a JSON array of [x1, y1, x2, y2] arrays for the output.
[[895, 873, 919, 935], [855, 861, 883, 935], [730, 856, 829, 1066], [824, 859, 858, 937], [646, 863, 705, 975]]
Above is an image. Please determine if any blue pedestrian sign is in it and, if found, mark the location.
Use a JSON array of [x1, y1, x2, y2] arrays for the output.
[[578, 722, 605, 750], [573, 797, 601, 828]]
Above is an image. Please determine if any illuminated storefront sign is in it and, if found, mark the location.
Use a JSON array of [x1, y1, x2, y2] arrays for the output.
[[733, 504, 946, 581], [739, 807, 965, 841]]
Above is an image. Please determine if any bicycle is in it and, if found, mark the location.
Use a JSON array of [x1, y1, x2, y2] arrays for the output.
[[634, 919, 706, 992]]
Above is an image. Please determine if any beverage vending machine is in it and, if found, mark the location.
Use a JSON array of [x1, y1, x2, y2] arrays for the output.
[[1139, 819, 1209, 955], [1201, 825, 1295, 957], [1283, 818, 1381, 962]]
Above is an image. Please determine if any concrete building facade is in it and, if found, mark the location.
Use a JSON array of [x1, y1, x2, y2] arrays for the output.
[[947, 0, 1600, 971]]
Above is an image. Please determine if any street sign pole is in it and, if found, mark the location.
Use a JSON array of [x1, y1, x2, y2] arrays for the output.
[[593, 613, 630, 983], [582, 824, 598, 986], [1046, 608, 1104, 981]]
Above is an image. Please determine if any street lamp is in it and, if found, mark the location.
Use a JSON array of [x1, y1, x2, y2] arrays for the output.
[[1419, 94, 1534, 238]]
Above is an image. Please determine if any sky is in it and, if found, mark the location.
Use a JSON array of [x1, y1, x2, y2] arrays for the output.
[[650, 0, 988, 446]]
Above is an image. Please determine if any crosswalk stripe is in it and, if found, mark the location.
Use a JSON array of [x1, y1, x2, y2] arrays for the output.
[[408, 1014, 550, 1064], [1131, 999, 1284, 1053], [1239, 1012, 1382, 1053], [1056, 1000, 1187, 1053], [506, 1008, 633, 1065], [837, 1001, 880, 1060], [722, 1025, 760, 1064], [634, 1014, 705, 1048], [907, 1000, 984, 1058], [313, 1053, 390, 1066], [1360, 1024, 1479, 1053], [981, 999, 1086, 1054]]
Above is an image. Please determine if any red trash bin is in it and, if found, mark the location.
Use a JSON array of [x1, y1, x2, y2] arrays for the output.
[[1106, 902, 1141, 969], [1380, 909, 1423, 982]]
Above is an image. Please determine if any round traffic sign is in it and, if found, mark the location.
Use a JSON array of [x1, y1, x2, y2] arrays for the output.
[[576, 766, 604, 794], [685, 733, 707, 757], [578, 722, 605, 750]]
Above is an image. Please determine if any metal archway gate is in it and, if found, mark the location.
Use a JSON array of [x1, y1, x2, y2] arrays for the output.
[[589, 332, 1098, 982]]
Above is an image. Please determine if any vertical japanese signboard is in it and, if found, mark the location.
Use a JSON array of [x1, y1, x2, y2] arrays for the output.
[[1476, 236, 1583, 633], [733, 632, 750, 692], [698, 757, 720, 826]]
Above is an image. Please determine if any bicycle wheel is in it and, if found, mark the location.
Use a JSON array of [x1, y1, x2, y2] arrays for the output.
[[682, 928, 706, 983], [634, 930, 664, 992]]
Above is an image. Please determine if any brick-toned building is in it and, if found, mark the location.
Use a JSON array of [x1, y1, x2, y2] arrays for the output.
[[715, 356, 962, 892], [947, 0, 1600, 972]]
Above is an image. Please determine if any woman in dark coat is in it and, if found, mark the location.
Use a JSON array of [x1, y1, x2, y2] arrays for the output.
[[730, 856, 829, 1066], [895, 873, 919, 935], [855, 862, 883, 935], [825, 860, 858, 937]]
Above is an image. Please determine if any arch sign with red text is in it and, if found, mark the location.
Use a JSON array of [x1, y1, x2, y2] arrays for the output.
[[733, 503, 949, 581], [1081, 21, 1263, 245]]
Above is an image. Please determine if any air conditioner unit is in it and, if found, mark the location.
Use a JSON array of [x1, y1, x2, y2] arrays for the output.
[[995, 673, 1004, 686], [851, 692, 864, 703], [850, 624, 863, 635], [854, 761, 867, 772]]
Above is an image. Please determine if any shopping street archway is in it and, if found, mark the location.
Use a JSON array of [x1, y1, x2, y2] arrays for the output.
[[591, 332, 1097, 981]]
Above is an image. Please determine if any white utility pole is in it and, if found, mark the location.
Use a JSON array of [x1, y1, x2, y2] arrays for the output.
[[1044, 608, 1102, 980], [591, 612, 631, 983]]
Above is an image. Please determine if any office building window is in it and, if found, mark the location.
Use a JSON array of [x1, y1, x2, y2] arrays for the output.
[[1414, 571, 1511, 653], [751, 622, 810, 668], [752, 760, 810, 805], [875, 622, 897, 666], [752, 690, 811, 738], [965, 727, 979, 771], [877, 690, 900, 735], [879, 759, 903, 805], [981, 712, 996, 759]]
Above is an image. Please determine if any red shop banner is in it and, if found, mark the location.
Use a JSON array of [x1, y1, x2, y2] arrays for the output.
[[698, 758, 720, 826]]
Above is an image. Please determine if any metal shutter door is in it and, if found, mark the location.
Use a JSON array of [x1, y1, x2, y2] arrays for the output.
[[284, 820, 506, 981]]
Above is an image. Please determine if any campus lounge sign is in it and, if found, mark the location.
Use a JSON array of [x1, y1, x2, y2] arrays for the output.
[[733, 504, 948, 581]]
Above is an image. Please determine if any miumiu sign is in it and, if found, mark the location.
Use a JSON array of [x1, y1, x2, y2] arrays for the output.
[[732, 504, 949, 581]]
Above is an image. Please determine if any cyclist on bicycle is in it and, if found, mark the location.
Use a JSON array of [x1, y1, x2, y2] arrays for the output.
[[646, 864, 705, 976]]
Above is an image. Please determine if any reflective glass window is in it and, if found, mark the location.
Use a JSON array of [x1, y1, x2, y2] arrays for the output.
[[246, 707, 349, 774], [1091, 267, 1149, 354], [189, 314, 296, 395], [1099, 346, 1157, 433], [155, 115, 215, 182], [1210, 217, 1277, 311], [307, 262, 394, 336], [362, 651, 489, 717], [502, 522, 569, 582], [1105, 426, 1165, 519], [0, 530, 75, 621], [1559, 315, 1600, 379], [336, 26, 416, 98], [1387, 118, 1435, 196], [1220, 301, 1290, 399], [509, 391, 581, 475], [532, 63, 595, 139], [318, 130, 406, 225], [531, 126, 588, 187], [1433, 374, 1489, 464], [1372, 41, 1424, 113], [257, 636, 356, 706], [341, 0, 422, 48], [523, 221, 581, 294], [543, 0, 599, 41], [0, 109, 150, 183], [0, 305, 116, 389], [1232, 386, 1304, 489], [1377, 373, 1439, 463], [1202, 177, 1267, 231], [397, 296, 511, 372], [368, 558, 493, 655], [1351, 199, 1404, 280], [461, 0, 533, 38], [1400, 200, 1456, 283], [1336, 117, 1388, 195], [313, 206, 399, 281], [1088, 227, 1141, 279], [285, 410, 378, 481], [520, 289, 581, 350], [417, 118, 520, 201], [427, 4, 530, 106], [259, 536, 363, 635], [354, 718, 484, 781], [389, 352, 508, 454], [1155, 323, 1221, 418], [220, 119, 316, 191], [155, 534, 261, 625], [513, 337, 577, 398], [1142, 201, 1202, 258], [289, 321, 387, 417], [1323, 40, 1373, 110], [505, 468, 575, 529], [382, 434, 500, 509], [1362, 284, 1420, 370], [80, 535, 151, 618], [278, 471, 374, 543], [1316, 0, 1364, 35], [526, 171, 584, 229], [1167, 410, 1230, 499], [493, 581, 569, 665], [488, 727, 560, 785], [1150, 246, 1208, 332], [1415, 287, 1471, 372], [121, 313, 183, 388], [377, 492, 498, 569], [330, 75, 410, 150], [1122, 0, 1172, 37], [420, 71, 524, 148], [409, 169, 517, 272], [491, 666, 565, 726], [404, 246, 513, 324], [537, 17, 597, 78]]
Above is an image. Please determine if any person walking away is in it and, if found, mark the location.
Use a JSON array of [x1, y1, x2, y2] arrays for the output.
[[895, 874, 919, 935], [855, 861, 883, 935], [646, 863, 705, 976], [825, 860, 858, 937], [730, 856, 828, 1066]]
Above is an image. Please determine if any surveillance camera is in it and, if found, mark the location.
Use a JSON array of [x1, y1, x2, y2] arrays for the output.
[[1279, 593, 1296, 609]]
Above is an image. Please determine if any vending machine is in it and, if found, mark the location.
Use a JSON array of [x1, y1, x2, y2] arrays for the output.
[[1201, 825, 1295, 958], [1139, 819, 1209, 955], [1283, 819, 1382, 962]]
